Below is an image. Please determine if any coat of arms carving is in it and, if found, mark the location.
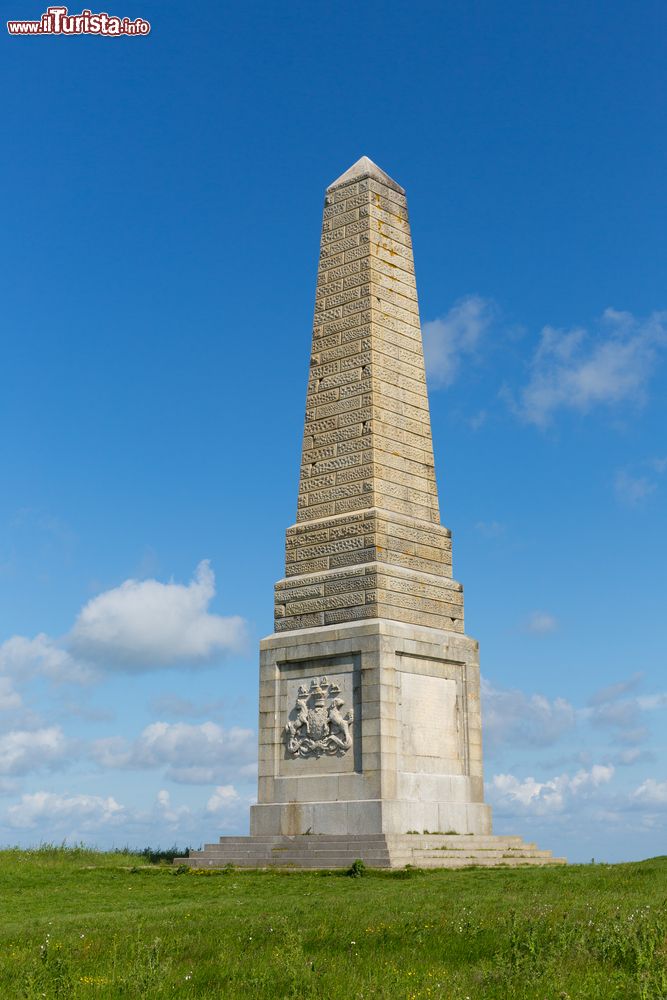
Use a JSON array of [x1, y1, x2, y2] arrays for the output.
[[284, 677, 354, 757]]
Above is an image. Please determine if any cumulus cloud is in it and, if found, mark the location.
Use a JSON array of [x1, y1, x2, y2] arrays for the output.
[[8, 791, 125, 829], [614, 748, 655, 767], [632, 779, 667, 807], [155, 789, 192, 825], [482, 679, 576, 749], [0, 676, 22, 711], [508, 308, 667, 427], [490, 764, 614, 815], [524, 611, 558, 635], [0, 727, 69, 776], [589, 674, 643, 706], [0, 634, 91, 684], [637, 693, 667, 710], [1, 785, 243, 845], [0, 561, 246, 686], [584, 675, 666, 747], [589, 701, 646, 742], [69, 560, 246, 669], [206, 785, 240, 813], [423, 295, 497, 388], [92, 720, 257, 785]]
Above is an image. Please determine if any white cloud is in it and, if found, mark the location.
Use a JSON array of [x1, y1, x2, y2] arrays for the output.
[[155, 789, 191, 825], [475, 520, 505, 538], [206, 784, 240, 813], [0, 633, 91, 684], [614, 457, 666, 508], [423, 295, 497, 388], [92, 720, 257, 785], [524, 611, 558, 634], [0, 727, 68, 776], [589, 674, 643, 706], [8, 791, 125, 829], [69, 560, 246, 670], [589, 699, 644, 735], [614, 469, 656, 507], [0, 782, 249, 845], [632, 779, 667, 807], [482, 679, 576, 749], [0, 676, 22, 710], [0, 561, 246, 686], [637, 693, 667, 711], [614, 748, 655, 767], [468, 409, 487, 430], [509, 308, 667, 427], [490, 764, 614, 815], [584, 675, 667, 746]]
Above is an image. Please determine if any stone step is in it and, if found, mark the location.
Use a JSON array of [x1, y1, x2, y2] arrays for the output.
[[411, 855, 568, 868], [209, 835, 530, 849], [414, 847, 552, 858], [187, 844, 390, 852], [182, 852, 390, 863], [180, 853, 565, 870], [194, 848, 373, 857], [212, 833, 526, 841], [386, 833, 527, 841], [186, 854, 392, 864], [385, 836, 531, 847], [185, 859, 394, 869], [216, 835, 390, 844], [188, 849, 392, 860], [411, 858, 561, 866], [206, 843, 387, 852], [387, 853, 562, 864], [182, 847, 559, 861]]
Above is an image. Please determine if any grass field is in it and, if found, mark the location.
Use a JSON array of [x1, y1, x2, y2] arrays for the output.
[[0, 847, 665, 999]]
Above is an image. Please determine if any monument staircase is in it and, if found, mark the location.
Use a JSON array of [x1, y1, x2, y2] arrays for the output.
[[180, 833, 565, 870]]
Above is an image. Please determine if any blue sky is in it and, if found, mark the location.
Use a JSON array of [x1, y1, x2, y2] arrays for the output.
[[1, 0, 665, 862]]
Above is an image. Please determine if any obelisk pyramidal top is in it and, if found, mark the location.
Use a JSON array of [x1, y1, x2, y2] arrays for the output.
[[275, 156, 462, 634]]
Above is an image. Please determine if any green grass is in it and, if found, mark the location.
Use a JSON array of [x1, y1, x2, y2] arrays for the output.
[[1, 847, 665, 999]]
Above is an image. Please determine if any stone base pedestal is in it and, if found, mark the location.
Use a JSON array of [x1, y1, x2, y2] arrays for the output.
[[250, 798, 491, 838], [252, 618, 491, 838], [175, 618, 565, 869]]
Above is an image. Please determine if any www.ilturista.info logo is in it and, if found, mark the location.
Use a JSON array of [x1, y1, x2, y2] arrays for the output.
[[7, 6, 150, 35]]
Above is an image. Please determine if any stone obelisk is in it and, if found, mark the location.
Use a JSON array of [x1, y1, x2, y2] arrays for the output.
[[181, 158, 564, 868]]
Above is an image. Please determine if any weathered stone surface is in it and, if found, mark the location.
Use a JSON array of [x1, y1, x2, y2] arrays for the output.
[[293, 160, 439, 532], [253, 619, 486, 832], [177, 833, 566, 870], [279, 509, 455, 625], [182, 158, 564, 870]]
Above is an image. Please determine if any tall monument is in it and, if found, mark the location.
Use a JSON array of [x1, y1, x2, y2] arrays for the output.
[[182, 158, 564, 868]]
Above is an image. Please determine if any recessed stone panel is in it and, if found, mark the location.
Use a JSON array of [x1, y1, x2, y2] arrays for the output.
[[397, 653, 469, 778], [277, 654, 362, 778]]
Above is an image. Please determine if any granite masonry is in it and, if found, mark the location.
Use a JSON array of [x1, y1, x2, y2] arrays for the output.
[[179, 157, 565, 869]]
